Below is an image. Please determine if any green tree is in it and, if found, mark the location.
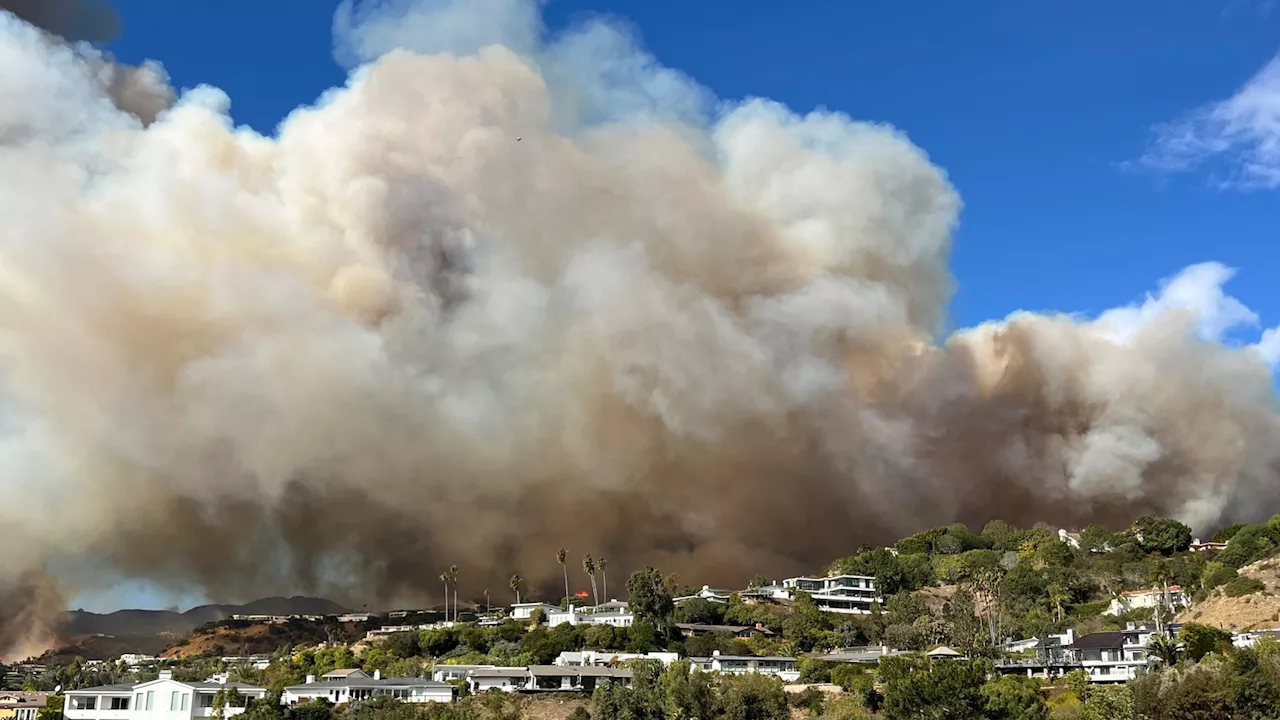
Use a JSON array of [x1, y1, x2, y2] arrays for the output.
[[36, 695, 62, 720], [509, 574, 522, 604], [1130, 516, 1193, 555], [582, 555, 600, 607], [981, 520, 1023, 552], [880, 656, 991, 720], [673, 598, 726, 626], [982, 675, 1048, 720], [1078, 525, 1118, 554], [1217, 524, 1279, 568], [715, 672, 789, 720], [1146, 633, 1180, 668], [626, 567, 675, 634], [1226, 648, 1280, 719], [1081, 685, 1132, 720], [1178, 623, 1232, 662], [557, 549, 569, 608], [659, 660, 715, 720], [943, 587, 984, 655]]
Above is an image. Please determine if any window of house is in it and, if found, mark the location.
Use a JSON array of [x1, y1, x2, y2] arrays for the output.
[[171, 692, 180, 711], [146, 691, 154, 711], [198, 694, 214, 708], [111, 697, 131, 710], [136, 693, 144, 709], [70, 697, 96, 710], [181, 694, 189, 712]]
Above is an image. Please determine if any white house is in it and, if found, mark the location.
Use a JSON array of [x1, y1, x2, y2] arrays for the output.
[[1232, 628, 1280, 648], [673, 586, 733, 605], [690, 651, 800, 682], [465, 668, 530, 693], [782, 575, 880, 614], [281, 669, 452, 705], [1106, 586, 1188, 616], [63, 672, 268, 720], [546, 604, 634, 628], [1057, 529, 1082, 549], [509, 603, 559, 622], [554, 651, 680, 667]]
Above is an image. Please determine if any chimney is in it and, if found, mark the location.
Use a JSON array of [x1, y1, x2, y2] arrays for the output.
[[305, 675, 315, 685], [373, 670, 381, 680], [158, 670, 172, 681], [712, 650, 721, 657]]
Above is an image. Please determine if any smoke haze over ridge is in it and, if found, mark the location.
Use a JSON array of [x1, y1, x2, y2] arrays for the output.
[[1, 0, 1279, 658]]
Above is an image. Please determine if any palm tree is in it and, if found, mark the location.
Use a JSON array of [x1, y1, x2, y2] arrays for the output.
[[510, 574, 523, 604], [557, 549, 569, 607], [449, 565, 460, 623], [597, 557, 608, 600], [582, 555, 599, 607], [439, 571, 450, 622], [1147, 633, 1180, 667], [1145, 562, 1170, 634], [1047, 583, 1069, 623]]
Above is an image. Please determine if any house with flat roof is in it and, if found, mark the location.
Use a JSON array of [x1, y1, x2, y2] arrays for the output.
[[63, 671, 268, 720], [554, 650, 680, 667], [546, 603, 634, 628], [1070, 626, 1160, 683], [1106, 587, 1187, 616], [509, 603, 559, 621], [782, 575, 880, 614], [673, 586, 733, 604], [282, 669, 452, 705], [675, 623, 774, 638], [690, 651, 800, 682]]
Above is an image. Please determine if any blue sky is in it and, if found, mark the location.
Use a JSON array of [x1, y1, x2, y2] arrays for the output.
[[80, 0, 1279, 611]]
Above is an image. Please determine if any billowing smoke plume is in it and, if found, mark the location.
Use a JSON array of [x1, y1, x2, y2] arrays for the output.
[[1, 0, 1278, 658], [0, 0, 173, 124]]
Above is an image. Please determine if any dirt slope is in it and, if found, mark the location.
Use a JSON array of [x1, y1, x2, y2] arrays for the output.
[[1177, 558, 1280, 631]]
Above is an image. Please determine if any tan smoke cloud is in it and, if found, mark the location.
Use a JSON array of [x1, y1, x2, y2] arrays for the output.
[[0, 0, 1278, 659], [0, 0, 173, 124]]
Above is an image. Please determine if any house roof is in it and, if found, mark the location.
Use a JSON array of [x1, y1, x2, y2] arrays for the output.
[[322, 669, 368, 678], [65, 685, 134, 694], [0, 692, 50, 708], [527, 666, 633, 678], [285, 678, 451, 691], [467, 668, 529, 678], [675, 623, 773, 635], [1072, 632, 1126, 650], [698, 655, 796, 663], [1120, 586, 1182, 596], [926, 646, 963, 657]]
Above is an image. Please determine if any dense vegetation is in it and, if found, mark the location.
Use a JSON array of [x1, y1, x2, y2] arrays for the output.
[[6, 513, 1279, 719]]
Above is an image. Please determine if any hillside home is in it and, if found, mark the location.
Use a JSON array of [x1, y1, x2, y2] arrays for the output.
[[554, 651, 680, 667], [0, 692, 49, 720], [782, 575, 880, 614], [1190, 538, 1229, 552], [509, 603, 559, 621], [466, 668, 530, 693], [807, 647, 912, 665], [1106, 587, 1188, 616], [281, 669, 452, 705], [739, 585, 791, 603], [1233, 628, 1280, 648], [690, 651, 800, 682], [1057, 529, 1082, 549], [675, 623, 774, 638], [673, 586, 733, 604], [546, 604, 634, 628], [1070, 627, 1161, 683], [63, 672, 268, 720]]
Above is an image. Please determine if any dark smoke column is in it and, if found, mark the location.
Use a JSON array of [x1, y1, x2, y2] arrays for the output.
[[0, 0, 121, 42]]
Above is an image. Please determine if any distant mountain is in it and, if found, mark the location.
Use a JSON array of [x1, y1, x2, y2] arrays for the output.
[[61, 596, 350, 637]]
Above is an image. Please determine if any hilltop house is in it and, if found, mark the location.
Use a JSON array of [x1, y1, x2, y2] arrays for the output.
[[546, 602, 634, 628], [281, 669, 453, 705], [673, 586, 733, 605], [554, 651, 680, 667], [509, 603, 559, 621], [0, 692, 49, 720], [63, 671, 268, 720], [1106, 587, 1188, 616], [1190, 538, 1229, 552], [690, 651, 800, 682], [675, 623, 775, 639], [782, 575, 880, 614]]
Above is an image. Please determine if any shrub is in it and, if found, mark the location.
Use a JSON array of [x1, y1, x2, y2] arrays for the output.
[[1202, 562, 1238, 591], [1223, 576, 1266, 598]]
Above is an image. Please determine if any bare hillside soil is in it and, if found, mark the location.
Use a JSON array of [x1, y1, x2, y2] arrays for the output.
[[1178, 558, 1280, 631]]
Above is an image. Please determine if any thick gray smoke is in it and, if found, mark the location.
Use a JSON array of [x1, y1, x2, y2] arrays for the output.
[[0, 0, 1278, 659]]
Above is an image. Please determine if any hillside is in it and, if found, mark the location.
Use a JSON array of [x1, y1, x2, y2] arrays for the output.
[[160, 620, 336, 659], [61, 596, 349, 637], [1177, 558, 1280, 631]]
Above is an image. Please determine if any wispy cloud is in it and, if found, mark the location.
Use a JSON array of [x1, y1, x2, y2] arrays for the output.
[[1094, 262, 1280, 367], [1139, 54, 1280, 189]]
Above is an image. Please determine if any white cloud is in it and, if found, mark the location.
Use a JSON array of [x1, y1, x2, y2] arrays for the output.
[[1094, 262, 1279, 366], [1140, 54, 1280, 189]]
